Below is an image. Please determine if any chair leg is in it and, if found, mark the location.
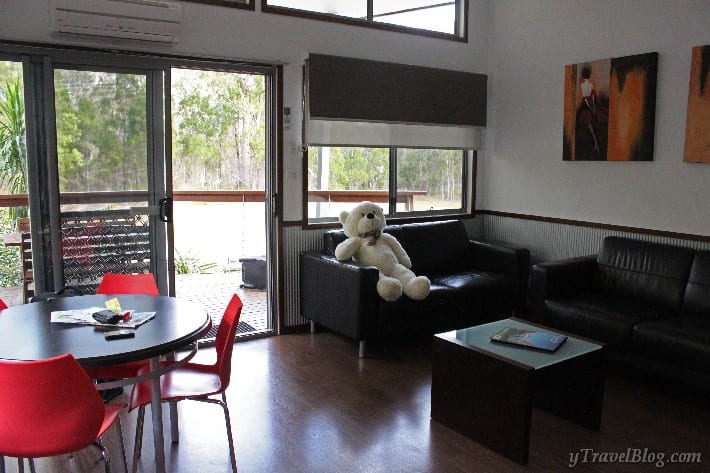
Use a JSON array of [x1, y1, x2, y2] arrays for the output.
[[169, 401, 180, 443], [93, 439, 111, 473], [28, 459, 36, 473], [132, 406, 146, 473], [220, 393, 238, 473], [0, 455, 4, 473], [16, 458, 23, 473], [116, 417, 129, 473]]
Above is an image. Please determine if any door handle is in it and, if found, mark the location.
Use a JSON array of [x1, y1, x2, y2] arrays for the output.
[[159, 197, 173, 223]]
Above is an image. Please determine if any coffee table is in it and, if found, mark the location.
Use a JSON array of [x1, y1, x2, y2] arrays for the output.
[[431, 317, 605, 464]]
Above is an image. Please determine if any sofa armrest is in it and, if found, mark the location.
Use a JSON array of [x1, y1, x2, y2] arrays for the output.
[[299, 251, 380, 342], [529, 255, 598, 322], [469, 240, 531, 311]]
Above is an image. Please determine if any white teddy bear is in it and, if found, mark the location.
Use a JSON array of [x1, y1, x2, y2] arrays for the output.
[[334, 201, 430, 302]]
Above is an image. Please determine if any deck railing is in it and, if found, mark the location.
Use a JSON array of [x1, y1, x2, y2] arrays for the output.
[[0, 189, 427, 209]]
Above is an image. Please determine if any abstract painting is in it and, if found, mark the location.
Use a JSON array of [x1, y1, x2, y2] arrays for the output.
[[563, 52, 658, 161], [684, 45, 710, 163]]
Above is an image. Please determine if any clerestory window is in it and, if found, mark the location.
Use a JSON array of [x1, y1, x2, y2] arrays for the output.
[[262, 0, 467, 41]]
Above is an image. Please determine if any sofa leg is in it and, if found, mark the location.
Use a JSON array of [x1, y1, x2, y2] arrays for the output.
[[309, 320, 316, 334], [358, 340, 367, 358]]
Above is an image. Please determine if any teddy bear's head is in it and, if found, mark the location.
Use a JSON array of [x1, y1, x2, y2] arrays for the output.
[[339, 201, 387, 238]]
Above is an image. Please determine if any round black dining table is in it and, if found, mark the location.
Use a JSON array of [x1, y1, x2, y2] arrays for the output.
[[0, 294, 211, 473]]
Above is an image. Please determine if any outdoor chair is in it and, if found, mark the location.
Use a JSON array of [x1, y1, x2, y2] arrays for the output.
[[0, 298, 6, 310], [129, 293, 243, 473], [20, 232, 34, 304], [0, 353, 128, 473]]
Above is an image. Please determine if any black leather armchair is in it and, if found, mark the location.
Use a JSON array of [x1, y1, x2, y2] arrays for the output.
[[300, 220, 530, 356]]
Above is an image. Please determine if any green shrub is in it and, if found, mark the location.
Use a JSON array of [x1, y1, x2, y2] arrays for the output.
[[0, 212, 20, 287], [174, 250, 217, 275]]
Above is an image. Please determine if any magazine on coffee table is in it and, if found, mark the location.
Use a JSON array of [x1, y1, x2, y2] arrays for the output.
[[490, 326, 567, 352]]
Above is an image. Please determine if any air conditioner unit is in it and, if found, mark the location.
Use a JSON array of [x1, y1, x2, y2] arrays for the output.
[[52, 0, 182, 43]]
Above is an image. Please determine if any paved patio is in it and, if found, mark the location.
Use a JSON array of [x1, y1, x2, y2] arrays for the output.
[[0, 271, 269, 338]]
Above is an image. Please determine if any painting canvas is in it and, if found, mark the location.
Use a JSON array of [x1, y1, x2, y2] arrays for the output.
[[684, 45, 710, 163], [563, 52, 658, 161]]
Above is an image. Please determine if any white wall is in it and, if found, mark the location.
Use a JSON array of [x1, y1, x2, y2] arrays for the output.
[[485, 0, 710, 236], [0, 0, 490, 222]]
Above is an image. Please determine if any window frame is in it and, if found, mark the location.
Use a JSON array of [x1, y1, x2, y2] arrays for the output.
[[262, 0, 468, 42], [304, 145, 475, 227], [179, 0, 254, 10]]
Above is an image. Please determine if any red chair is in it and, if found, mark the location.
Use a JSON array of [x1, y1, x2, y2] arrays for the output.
[[87, 273, 161, 380], [130, 294, 243, 473], [0, 298, 7, 310], [97, 273, 159, 296], [0, 354, 127, 473]]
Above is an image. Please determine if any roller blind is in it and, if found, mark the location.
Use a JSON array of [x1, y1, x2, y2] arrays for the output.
[[305, 53, 486, 148]]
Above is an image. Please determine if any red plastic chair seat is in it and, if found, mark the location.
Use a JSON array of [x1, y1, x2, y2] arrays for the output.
[[130, 362, 223, 409], [0, 353, 127, 467], [86, 360, 151, 380], [0, 298, 7, 310]]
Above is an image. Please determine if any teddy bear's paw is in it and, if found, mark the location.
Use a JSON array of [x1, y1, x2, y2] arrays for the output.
[[404, 276, 431, 301], [377, 278, 403, 302]]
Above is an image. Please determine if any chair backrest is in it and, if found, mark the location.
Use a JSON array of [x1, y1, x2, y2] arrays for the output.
[[214, 294, 243, 390], [0, 354, 105, 458], [97, 272, 160, 295], [0, 298, 7, 310], [15, 217, 30, 234], [20, 232, 34, 302], [597, 236, 695, 311]]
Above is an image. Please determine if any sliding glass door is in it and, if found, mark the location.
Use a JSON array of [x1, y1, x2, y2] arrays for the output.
[[52, 65, 170, 293], [170, 67, 272, 336], [1, 45, 278, 338]]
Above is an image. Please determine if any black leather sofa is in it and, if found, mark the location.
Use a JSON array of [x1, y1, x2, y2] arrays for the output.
[[529, 236, 710, 390], [300, 220, 530, 357]]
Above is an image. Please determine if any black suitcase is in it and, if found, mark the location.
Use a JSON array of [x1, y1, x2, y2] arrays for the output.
[[239, 256, 266, 289]]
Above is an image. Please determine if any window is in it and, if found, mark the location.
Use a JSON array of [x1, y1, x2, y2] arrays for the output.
[[303, 54, 483, 224], [307, 146, 469, 222], [263, 0, 467, 40], [180, 0, 253, 10]]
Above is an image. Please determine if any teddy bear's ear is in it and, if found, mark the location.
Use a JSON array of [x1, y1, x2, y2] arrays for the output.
[[339, 210, 349, 225]]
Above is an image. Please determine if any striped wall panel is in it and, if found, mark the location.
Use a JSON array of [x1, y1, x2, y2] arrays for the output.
[[480, 214, 710, 264], [282, 226, 327, 328]]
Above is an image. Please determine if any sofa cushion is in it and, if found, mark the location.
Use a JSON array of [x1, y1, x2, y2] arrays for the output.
[[632, 317, 710, 375], [684, 251, 710, 318], [544, 293, 677, 346], [377, 283, 459, 334], [400, 220, 472, 276], [434, 270, 512, 296], [597, 237, 695, 311], [377, 279, 503, 335]]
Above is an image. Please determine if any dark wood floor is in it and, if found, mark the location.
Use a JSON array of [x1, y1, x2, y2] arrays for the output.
[[4, 332, 709, 473]]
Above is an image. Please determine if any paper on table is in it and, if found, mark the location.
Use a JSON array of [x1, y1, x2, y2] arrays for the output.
[[51, 308, 156, 329]]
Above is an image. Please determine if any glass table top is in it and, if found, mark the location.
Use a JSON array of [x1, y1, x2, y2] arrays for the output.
[[436, 318, 603, 369]]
